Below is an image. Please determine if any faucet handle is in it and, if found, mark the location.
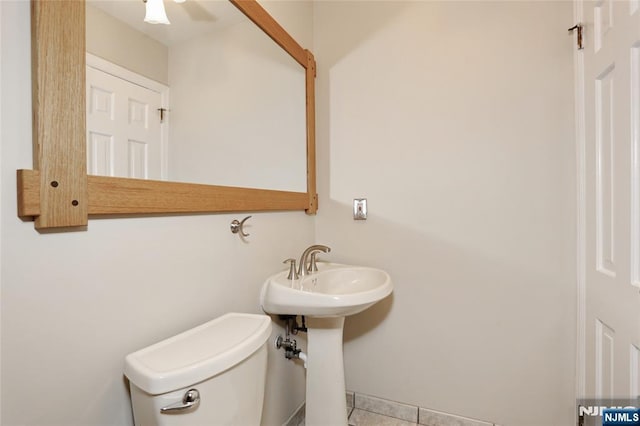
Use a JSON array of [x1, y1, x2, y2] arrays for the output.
[[309, 252, 321, 273], [283, 258, 299, 280]]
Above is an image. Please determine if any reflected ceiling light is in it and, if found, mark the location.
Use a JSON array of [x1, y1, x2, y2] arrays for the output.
[[143, 0, 170, 25]]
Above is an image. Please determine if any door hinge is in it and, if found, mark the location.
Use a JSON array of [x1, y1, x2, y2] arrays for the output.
[[568, 23, 584, 50], [158, 108, 168, 123]]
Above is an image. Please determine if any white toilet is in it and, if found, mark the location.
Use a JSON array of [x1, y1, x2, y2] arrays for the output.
[[124, 313, 272, 426]]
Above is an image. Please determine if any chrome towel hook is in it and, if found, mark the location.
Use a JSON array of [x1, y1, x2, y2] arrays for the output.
[[230, 215, 252, 238]]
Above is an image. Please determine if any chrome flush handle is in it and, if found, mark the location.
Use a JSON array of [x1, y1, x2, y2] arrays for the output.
[[160, 388, 200, 414]]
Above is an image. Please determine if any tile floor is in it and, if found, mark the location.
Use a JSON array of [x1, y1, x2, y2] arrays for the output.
[[348, 408, 419, 426], [296, 407, 475, 426], [288, 391, 496, 426]]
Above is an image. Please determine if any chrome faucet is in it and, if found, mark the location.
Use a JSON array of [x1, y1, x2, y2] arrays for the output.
[[298, 245, 331, 277]]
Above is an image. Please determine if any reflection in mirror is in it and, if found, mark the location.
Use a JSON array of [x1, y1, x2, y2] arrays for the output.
[[85, 0, 307, 192]]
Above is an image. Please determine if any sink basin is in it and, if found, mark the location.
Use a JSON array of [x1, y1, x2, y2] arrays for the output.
[[260, 263, 393, 317]]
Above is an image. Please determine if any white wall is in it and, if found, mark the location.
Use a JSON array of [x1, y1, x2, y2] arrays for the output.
[[0, 1, 3, 422], [1, 2, 312, 425], [167, 2, 307, 192], [86, 4, 169, 85], [2, 1, 579, 425], [314, 2, 576, 425]]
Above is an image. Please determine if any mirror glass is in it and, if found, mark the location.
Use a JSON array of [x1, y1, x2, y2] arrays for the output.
[[85, 0, 307, 192]]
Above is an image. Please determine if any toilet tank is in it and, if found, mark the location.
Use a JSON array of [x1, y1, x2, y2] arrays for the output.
[[124, 313, 272, 426]]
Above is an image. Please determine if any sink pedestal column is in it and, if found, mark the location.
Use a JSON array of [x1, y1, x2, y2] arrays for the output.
[[305, 316, 348, 426]]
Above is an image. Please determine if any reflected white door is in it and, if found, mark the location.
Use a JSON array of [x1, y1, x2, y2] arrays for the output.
[[86, 63, 164, 179], [580, 0, 640, 403]]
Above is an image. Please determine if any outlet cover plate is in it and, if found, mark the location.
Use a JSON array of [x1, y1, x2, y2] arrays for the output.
[[353, 198, 367, 220]]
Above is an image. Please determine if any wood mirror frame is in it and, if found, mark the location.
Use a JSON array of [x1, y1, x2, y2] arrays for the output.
[[17, 0, 317, 230]]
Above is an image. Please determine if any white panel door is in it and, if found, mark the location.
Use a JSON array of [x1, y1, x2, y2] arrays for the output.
[[581, 0, 640, 407], [86, 65, 163, 179]]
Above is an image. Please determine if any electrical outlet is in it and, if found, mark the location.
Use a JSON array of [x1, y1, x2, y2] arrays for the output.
[[353, 198, 367, 220]]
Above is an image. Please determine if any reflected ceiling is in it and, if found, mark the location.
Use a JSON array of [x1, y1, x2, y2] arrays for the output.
[[88, 0, 244, 46]]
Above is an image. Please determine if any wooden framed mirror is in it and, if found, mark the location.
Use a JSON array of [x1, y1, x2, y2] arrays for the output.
[[17, 0, 317, 230]]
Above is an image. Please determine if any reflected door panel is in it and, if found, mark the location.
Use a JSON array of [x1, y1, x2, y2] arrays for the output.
[[87, 65, 163, 179]]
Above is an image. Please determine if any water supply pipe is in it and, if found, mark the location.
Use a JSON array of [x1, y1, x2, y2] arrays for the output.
[[298, 351, 308, 369]]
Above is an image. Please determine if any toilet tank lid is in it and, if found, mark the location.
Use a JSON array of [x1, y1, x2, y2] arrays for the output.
[[124, 313, 272, 395]]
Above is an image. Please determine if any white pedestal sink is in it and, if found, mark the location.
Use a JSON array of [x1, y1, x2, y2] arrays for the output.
[[260, 263, 393, 426]]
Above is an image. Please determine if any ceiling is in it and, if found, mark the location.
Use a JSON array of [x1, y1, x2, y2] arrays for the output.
[[88, 0, 245, 46]]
